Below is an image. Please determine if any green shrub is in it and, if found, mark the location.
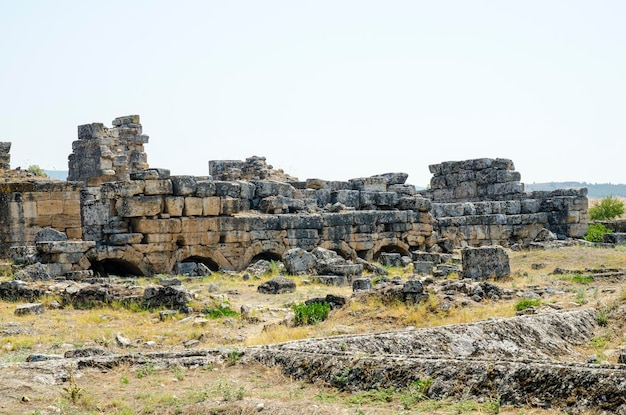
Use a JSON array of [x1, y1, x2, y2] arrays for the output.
[[589, 196, 624, 221], [515, 298, 541, 311], [292, 302, 330, 326], [584, 223, 613, 242], [27, 165, 47, 177]]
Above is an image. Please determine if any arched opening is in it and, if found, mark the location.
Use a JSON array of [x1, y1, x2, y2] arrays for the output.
[[182, 256, 220, 272], [329, 248, 351, 260], [91, 259, 144, 277], [373, 245, 410, 261], [251, 252, 282, 263]]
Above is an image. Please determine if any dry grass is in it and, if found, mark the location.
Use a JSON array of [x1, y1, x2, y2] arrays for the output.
[[2, 245, 626, 414]]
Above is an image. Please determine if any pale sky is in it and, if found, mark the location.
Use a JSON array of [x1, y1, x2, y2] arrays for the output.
[[1, 1, 625, 187]]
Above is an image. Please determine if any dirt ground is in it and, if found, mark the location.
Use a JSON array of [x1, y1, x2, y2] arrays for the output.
[[1, 245, 625, 415]]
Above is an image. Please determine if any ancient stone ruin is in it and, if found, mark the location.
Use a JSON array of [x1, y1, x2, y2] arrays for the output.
[[0, 115, 588, 279]]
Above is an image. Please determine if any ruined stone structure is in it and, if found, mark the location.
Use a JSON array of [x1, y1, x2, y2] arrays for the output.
[[421, 159, 588, 248], [0, 142, 10, 171], [0, 182, 83, 258], [0, 115, 589, 277], [68, 115, 149, 186]]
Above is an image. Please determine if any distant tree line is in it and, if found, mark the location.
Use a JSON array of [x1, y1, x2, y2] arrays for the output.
[[525, 182, 626, 198]]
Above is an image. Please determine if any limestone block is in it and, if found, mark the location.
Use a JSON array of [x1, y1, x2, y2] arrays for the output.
[[282, 248, 316, 275], [184, 197, 204, 216], [220, 198, 240, 216], [36, 241, 95, 254], [169, 176, 197, 196], [279, 215, 324, 230], [101, 181, 145, 198], [34, 215, 52, 227], [194, 180, 216, 197], [454, 181, 477, 200], [143, 233, 175, 243], [62, 200, 81, 216], [116, 196, 163, 218], [108, 233, 144, 245], [15, 303, 45, 316], [164, 197, 184, 216], [66, 228, 83, 240], [255, 180, 295, 198], [177, 232, 211, 245], [222, 231, 251, 244], [350, 177, 387, 192], [405, 233, 425, 247], [315, 188, 332, 206], [237, 181, 256, 200], [180, 217, 213, 233], [376, 172, 409, 185], [36, 200, 63, 216], [331, 190, 360, 209], [144, 179, 173, 195], [388, 184, 416, 196], [462, 246, 510, 280], [131, 218, 182, 234], [133, 242, 177, 254], [130, 168, 170, 180], [202, 197, 220, 216], [214, 181, 241, 198], [52, 214, 82, 229]]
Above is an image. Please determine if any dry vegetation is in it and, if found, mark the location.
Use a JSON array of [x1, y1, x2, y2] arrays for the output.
[[1, 245, 626, 415]]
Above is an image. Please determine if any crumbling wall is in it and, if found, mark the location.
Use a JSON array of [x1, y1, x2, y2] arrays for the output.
[[68, 115, 149, 186], [420, 159, 588, 248], [0, 142, 10, 171], [81, 168, 435, 274], [0, 182, 83, 257], [209, 155, 298, 182]]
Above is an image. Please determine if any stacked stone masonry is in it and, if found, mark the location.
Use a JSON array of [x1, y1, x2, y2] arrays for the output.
[[81, 168, 435, 275], [0, 182, 83, 257], [420, 159, 588, 247], [0, 117, 590, 277], [68, 115, 149, 186], [0, 142, 10, 171]]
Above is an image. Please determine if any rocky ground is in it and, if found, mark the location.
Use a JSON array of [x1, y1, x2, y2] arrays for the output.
[[1, 244, 626, 414]]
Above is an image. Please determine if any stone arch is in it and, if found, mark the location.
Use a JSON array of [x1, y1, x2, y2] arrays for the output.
[[320, 240, 357, 260], [181, 256, 220, 272], [176, 246, 232, 271], [87, 246, 152, 276], [373, 242, 411, 261], [242, 241, 286, 270], [90, 259, 144, 277]]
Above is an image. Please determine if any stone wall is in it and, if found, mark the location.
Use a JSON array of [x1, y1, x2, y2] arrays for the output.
[[209, 155, 298, 182], [82, 168, 435, 274], [68, 115, 149, 186], [420, 159, 588, 248], [0, 181, 83, 257], [0, 142, 10, 171]]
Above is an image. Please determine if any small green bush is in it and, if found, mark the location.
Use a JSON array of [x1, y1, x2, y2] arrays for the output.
[[589, 196, 624, 221], [27, 165, 47, 177], [571, 274, 594, 284], [292, 302, 330, 326], [584, 223, 613, 242], [515, 298, 541, 311]]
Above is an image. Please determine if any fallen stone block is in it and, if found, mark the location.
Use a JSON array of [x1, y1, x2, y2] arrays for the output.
[[15, 303, 45, 316]]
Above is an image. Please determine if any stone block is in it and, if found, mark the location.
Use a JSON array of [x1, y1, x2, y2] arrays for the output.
[[331, 190, 360, 208], [221, 198, 240, 215], [164, 196, 184, 216], [171, 176, 197, 196], [131, 218, 182, 234], [37, 200, 63, 215], [130, 168, 170, 180], [116, 196, 163, 217], [184, 197, 204, 216], [413, 261, 434, 275], [109, 233, 144, 245], [214, 181, 241, 198], [101, 181, 145, 198], [52, 214, 82, 229], [462, 246, 510, 280], [255, 181, 295, 198], [195, 180, 216, 197], [15, 303, 45, 316], [350, 177, 387, 192], [144, 179, 173, 195], [202, 197, 221, 216]]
